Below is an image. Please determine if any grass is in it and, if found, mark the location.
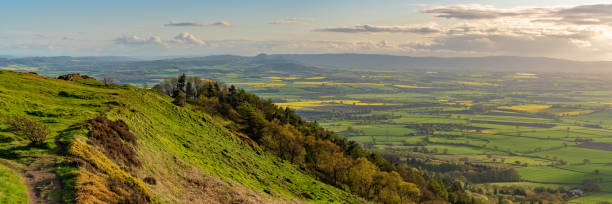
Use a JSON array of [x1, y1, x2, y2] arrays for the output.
[[569, 192, 612, 204], [516, 166, 585, 184], [455, 81, 500, 87], [0, 163, 27, 204], [0, 71, 361, 203]]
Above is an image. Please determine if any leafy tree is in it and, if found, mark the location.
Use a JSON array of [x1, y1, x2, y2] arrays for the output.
[[177, 73, 186, 91], [172, 88, 186, 107], [185, 82, 194, 100]]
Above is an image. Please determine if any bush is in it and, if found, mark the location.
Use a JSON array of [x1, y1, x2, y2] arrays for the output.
[[5, 116, 49, 145]]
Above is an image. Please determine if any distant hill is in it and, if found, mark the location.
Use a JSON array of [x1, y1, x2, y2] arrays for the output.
[[276, 54, 612, 73]]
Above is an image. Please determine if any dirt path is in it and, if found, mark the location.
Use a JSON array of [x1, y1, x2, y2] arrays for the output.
[[1, 157, 63, 204], [23, 157, 63, 204]]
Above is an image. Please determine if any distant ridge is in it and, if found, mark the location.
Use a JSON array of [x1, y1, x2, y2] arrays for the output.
[[275, 54, 612, 73]]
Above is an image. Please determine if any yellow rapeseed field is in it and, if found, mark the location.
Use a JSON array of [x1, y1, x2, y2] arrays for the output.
[[497, 105, 551, 113], [456, 81, 500, 87], [276, 100, 398, 110], [393, 85, 432, 89], [305, 77, 326, 80], [264, 76, 299, 80], [293, 82, 386, 86], [445, 100, 474, 106], [554, 110, 594, 116], [229, 82, 286, 87]]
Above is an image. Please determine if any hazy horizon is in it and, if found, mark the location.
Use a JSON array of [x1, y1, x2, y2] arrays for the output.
[[3, 0, 612, 61]]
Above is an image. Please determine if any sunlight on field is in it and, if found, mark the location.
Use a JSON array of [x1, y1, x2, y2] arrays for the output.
[[512, 73, 539, 79], [456, 81, 500, 86], [229, 82, 286, 87], [1, 65, 38, 71], [294, 81, 386, 86], [480, 129, 509, 134], [446, 100, 474, 106], [276, 100, 398, 109], [264, 76, 298, 80], [362, 75, 393, 78], [393, 85, 432, 89], [498, 105, 551, 113], [512, 75, 538, 79], [305, 76, 326, 80], [555, 110, 594, 116]]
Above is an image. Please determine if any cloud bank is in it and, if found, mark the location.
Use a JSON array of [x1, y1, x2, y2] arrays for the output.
[[115, 32, 205, 47], [164, 21, 232, 27], [315, 24, 442, 34]]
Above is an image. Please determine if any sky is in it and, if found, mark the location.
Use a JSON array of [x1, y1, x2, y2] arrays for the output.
[[2, 0, 612, 60]]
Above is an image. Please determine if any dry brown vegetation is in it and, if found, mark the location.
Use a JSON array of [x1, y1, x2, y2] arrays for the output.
[[87, 115, 140, 170]]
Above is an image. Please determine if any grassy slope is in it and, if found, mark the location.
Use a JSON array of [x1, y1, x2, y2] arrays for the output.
[[0, 71, 360, 203], [0, 162, 27, 203]]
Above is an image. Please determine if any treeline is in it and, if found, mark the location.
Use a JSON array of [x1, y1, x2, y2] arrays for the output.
[[380, 150, 569, 203], [153, 74, 478, 204], [383, 153, 520, 183]]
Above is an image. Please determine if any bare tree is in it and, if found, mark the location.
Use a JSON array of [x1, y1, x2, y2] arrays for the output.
[[5, 116, 49, 145], [103, 77, 114, 86]]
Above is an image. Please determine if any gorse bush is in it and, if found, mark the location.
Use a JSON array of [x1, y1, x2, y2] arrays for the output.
[[5, 116, 49, 145]]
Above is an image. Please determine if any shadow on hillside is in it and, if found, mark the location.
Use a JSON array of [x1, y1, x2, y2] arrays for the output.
[[0, 142, 51, 161]]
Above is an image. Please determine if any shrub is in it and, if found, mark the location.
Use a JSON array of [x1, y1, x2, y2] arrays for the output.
[[103, 77, 113, 86], [5, 116, 49, 145]]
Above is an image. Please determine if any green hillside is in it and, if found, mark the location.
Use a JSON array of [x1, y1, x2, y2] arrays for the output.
[[0, 70, 361, 203]]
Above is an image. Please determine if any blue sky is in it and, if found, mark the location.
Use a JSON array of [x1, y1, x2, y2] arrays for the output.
[[2, 0, 612, 60]]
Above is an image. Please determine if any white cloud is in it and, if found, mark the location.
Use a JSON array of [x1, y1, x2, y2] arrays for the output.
[[114, 35, 165, 46], [169, 32, 205, 46], [164, 21, 205, 27], [314, 24, 442, 34], [211, 21, 232, 27], [164, 21, 232, 27], [422, 4, 612, 26]]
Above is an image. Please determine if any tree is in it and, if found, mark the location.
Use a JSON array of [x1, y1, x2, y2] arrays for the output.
[[348, 157, 378, 198], [103, 77, 113, 86], [185, 82, 194, 100], [172, 88, 186, 107], [397, 181, 420, 203], [177, 73, 186, 91], [5, 116, 49, 145]]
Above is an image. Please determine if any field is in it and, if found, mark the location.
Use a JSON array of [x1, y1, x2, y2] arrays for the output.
[[4, 56, 612, 203], [214, 70, 612, 203]]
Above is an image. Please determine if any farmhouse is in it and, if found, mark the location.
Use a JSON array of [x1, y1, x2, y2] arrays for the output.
[[567, 189, 584, 197]]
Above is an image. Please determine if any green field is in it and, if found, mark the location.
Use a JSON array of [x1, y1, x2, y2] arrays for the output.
[[5, 56, 612, 203]]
